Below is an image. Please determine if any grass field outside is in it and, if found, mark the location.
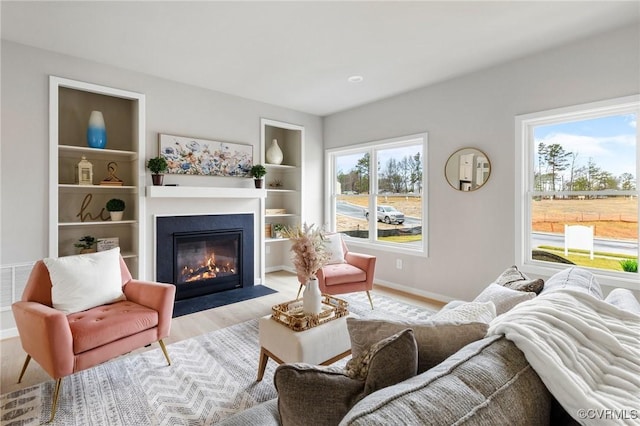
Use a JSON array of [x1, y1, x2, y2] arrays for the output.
[[336, 194, 638, 272]]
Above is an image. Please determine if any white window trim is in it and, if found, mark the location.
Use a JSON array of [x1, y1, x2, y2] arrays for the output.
[[515, 95, 640, 289], [325, 132, 428, 258]]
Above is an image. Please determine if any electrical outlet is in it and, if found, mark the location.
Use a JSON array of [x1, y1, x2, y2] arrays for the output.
[[396, 258, 402, 269]]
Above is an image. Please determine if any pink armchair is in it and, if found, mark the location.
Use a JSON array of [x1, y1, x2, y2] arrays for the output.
[[298, 237, 376, 309], [11, 256, 175, 421]]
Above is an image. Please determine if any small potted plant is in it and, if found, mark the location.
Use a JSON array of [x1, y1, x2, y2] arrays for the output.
[[74, 235, 97, 254], [106, 198, 125, 221], [147, 156, 169, 186], [250, 164, 267, 188], [273, 223, 286, 239]]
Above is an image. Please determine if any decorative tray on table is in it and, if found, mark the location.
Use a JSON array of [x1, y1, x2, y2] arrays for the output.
[[271, 294, 349, 331]]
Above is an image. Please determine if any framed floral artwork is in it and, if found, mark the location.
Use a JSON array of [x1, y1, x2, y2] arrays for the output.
[[159, 134, 253, 177]]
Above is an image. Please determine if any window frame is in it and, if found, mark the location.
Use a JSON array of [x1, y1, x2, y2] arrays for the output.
[[515, 95, 640, 289], [325, 132, 428, 257]]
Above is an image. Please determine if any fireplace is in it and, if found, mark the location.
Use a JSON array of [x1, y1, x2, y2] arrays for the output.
[[156, 214, 254, 304]]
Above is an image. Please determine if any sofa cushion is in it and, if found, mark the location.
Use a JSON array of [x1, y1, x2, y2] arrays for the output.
[[345, 329, 418, 394], [275, 329, 418, 426], [473, 283, 535, 315], [323, 264, 366, 286], [429, 301, 496, 324], [495, 265, 545, 294], [540, 267, 603, 299], [340, 335, 552, 426], [347, 318, 488, 374], [68, 300, 158, 354], [44, 247, 126, 314], [605, 288, 640, 314]]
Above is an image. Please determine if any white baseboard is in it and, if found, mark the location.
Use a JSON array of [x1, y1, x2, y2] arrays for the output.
[[1, 327, 18, 340], [374, 278, 454, 304]]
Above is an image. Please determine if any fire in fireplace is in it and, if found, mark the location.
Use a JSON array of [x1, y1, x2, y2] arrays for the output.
[[175, 231, 239, 285], [156, 214, 255, 304]]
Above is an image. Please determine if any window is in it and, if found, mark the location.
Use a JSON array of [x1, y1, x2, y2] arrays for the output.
[[326, 133, 427, 255], [516, 96, 639, 287]]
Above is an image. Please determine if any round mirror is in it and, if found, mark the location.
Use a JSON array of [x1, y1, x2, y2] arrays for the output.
[[445, 148, 491, 191]]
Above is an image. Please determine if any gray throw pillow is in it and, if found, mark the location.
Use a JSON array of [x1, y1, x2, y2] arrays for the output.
[[429, 301, 496, 324], [347, 317, 488, 374], [495, 265, 545, 294], [473, 283, 535, 315], [274, 364, 365, 426], [274, 329, 418, 426]]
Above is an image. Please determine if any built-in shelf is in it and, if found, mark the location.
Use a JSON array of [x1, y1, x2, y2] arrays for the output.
[[265, 238, 291, 243], [265, 163, 296, 170], [59, 145, 138, 160], [265, 213, 298, 218], [59, 220, 137, 227], [59, 184, 138, 192], [146, 185, 267, 199], [267, 189, 297, 193]]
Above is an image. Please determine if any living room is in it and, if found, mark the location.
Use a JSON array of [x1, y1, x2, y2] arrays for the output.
[[1, 2, 639, 424]]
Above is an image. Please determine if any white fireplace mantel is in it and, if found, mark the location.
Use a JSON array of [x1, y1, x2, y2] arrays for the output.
[[146, 186, 267, 199]]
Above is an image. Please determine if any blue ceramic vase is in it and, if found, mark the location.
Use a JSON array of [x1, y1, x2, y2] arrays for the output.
[[87, 110, 107, 149]]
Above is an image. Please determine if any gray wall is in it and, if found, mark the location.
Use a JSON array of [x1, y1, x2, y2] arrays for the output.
[[0, 40, 324, 269], [323, 24, 640, 301]]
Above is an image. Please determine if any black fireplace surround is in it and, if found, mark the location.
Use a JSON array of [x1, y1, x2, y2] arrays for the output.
[[156, 214, 254, 301]]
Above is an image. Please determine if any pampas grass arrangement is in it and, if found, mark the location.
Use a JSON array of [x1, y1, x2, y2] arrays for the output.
[[282, 223, 330, 283]]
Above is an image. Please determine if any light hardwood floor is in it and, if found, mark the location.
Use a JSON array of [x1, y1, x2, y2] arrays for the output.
[[0, 271, 442, 395]]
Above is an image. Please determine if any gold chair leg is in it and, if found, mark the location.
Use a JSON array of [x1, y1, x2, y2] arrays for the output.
[[158, 339, 172, 366], [296, 283, 304, 300], [48, 378, 62, 423], [366, 291, 374, 310], [17, 354, 31, 383]]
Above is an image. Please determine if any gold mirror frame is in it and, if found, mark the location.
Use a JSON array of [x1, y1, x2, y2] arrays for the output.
[[445, 147, 491, 192]]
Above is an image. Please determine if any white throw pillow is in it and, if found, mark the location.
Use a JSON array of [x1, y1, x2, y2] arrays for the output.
[[473, 283, 535, 315], [430, 301, 496, 324], [44, 247, 126, 314], [324, 233, 346, 264]]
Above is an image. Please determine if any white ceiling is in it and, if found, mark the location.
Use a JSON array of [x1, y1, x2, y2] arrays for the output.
[[2, 1, 639, 116]]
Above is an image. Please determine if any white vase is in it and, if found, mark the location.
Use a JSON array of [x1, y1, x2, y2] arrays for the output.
[[266, 139, 283, 165], [110, 211, 124, 221], [303, 278, 323, 315]]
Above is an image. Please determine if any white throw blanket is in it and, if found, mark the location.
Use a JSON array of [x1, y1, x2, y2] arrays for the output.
[[487, 289, 640, 426]]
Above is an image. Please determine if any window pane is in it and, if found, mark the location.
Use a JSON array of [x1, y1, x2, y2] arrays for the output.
[[530, 112, 638, 273], [375, 144, 423, 246], [533, 114, 636, 192], [335, 152, 369, 240]]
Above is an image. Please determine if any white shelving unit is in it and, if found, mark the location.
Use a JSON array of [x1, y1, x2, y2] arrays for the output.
[[49, 76, 145, 277], [260, 118, 304, 273]]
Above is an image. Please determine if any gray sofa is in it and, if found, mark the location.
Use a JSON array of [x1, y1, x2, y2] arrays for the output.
[[220, 267, 639, 425]]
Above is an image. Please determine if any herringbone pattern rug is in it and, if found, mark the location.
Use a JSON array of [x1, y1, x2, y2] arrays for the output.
[[1, 292, 435, 425]]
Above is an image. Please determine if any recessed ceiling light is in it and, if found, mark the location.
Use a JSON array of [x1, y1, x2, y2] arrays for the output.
[[347, 75, 364, 83]]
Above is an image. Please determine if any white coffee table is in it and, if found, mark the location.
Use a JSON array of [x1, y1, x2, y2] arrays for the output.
[[257, 313, 352, 381]]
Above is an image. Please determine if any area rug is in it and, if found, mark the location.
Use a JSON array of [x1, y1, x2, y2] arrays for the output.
[[1, 292, 435, 425]]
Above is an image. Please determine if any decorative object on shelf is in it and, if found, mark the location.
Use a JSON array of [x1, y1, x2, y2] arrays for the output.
[[250, 164, 267, 188], [105, 198, 125, 221], [99, 162, 124, 186], [445, 147, 491, 192], [265, 223, 272, 238], [268, 179, 283, 188], [77, 156, 94, 186], [147, 156, 168, 186], [76, 193, 110, 222], [273, 223, 285, 239], [159, 133, 252, 177], [266, 138, 284, 165], [282, 223, 330, 314], [97, 237, 119, 252], [86, 110, 107, 149], [265, 208, 287, 215], [74, 235, 97, 254]]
